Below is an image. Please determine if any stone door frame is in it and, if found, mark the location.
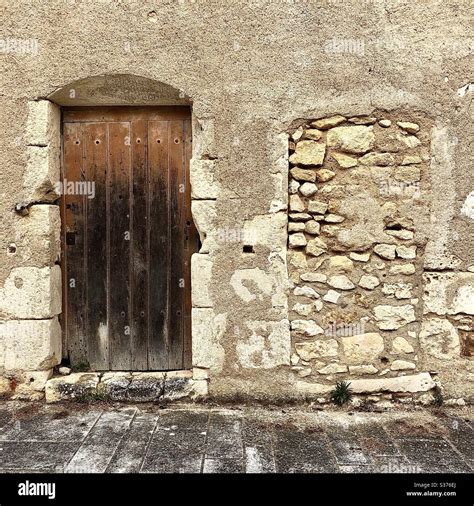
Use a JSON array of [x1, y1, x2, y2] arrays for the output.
[[22, 74, 220, 391]]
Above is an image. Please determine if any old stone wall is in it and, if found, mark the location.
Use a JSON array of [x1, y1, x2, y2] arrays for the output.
[[0, 0, 473, 404]]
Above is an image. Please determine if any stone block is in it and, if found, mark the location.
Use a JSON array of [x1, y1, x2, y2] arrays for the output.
[[0, 266, 61, 319], [191, 200, 217, 254], [191, 253, 213, 307], [23, 145, 60, 202], [349, 373, 435, 394], [326, 126, 375, 154], [190, 159, 221, 199], [16, 205, 61, 266], [0, 318, 61, 371], [45, 373, 100, 403], [342, 333, 384, 364], [25, 100, 60, 147], [192, 308, 226, 372]]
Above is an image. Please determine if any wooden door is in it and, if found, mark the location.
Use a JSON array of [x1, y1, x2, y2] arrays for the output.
[[61, 107, 196, 371]]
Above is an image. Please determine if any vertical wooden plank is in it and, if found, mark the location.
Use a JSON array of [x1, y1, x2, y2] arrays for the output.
[[130, 119, 149, 370], [148, 121, 170, 370], [108, 122, 132, 370], [168, 120, 186, 370], [63, 123, 87, 367], [183, 118, 195, 369], [83, 122, 109, 370]]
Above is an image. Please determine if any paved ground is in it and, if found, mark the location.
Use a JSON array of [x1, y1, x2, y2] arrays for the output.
[[0, 402, 472, 473]]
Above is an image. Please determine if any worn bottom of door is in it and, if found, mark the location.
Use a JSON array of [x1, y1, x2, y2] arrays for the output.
[[61, 107, 196, 371]]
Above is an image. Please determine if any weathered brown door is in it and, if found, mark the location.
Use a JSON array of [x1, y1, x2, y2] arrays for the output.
[[61, 107, 196, 371]]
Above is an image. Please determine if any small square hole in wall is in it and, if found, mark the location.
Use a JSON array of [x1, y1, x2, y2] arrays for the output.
[[243, 245, 255, 254]]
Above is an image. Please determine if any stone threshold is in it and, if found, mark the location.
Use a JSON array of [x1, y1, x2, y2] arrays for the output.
[[45, 369, 208, 403]]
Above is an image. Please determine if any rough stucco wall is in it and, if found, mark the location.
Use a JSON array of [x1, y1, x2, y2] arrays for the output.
[[0, 0, 473, 401]]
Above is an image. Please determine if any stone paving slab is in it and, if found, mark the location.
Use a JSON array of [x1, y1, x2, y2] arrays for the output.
[[0, 402, 471, 474]]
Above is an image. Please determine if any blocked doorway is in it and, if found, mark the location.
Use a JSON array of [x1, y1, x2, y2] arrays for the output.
[[61, 106, 198, 371]]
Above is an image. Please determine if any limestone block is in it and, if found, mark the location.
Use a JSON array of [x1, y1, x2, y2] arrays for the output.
[[289, 222, 305, 232], [293, 286, 319, 299], [304, 129, 322, 140], [359, 275, 380, 290], [288, 179, 300, 194], [191, 254, 213, 307], [311, 115, 346, 130], [236, 319, 290, 369], [304, 220, 320, 235], [348, 365, 378, 375], [20, 369, 54, 392], [374, 244, 396, 260], [16, 205, 61, 266], [350, 252, 371, 262], [423, 272, 474, 316], [342, 333, 384, 363], [359, 152, 395, 166], [391, 336, 415, 354], [45, 373, 100, 403], [373, 305, 416, 330], [323, 290, 341, 304], [289, 140, 326, 166], [382, 283, 413, 299], [192, 308, 226, 372], [295, 339, 338, 360], [306, 237, 327, 257], [0, 318, 61, 371], [291, 320, 324, 336], [300, 272, 326, 283], [389, 264, 416, 275], [419, 318, 460, 360], [190, 159, 221, 199], [315, 169, 335, 182], [327, 256, 354, 274], [191, 200, 217, 254], [327, 275, 355, 290], [26, 100, 60, 147], [349, 372, 435, 393], [193, 117, 216, 159], [317, 363, 347, 374], [299, 182, 318, 197], [24, 145, 60, 202], [289, 194, 305, 212], [289, 233, 306, 248], [331, 152, 358, 169], [292, 303, 313, 316], [0, 266, 61, 319], [391, 360, 416, 371], [326, 126, 375, 154], [396, 121, 420, 134], [290, 168, 316, 182]]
